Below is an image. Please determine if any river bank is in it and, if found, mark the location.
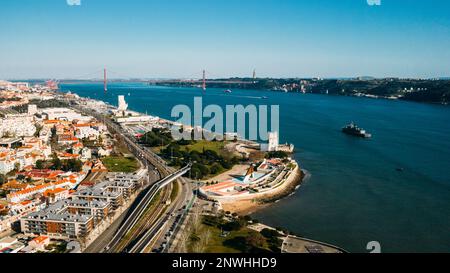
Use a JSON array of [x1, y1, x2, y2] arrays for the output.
[[60, 83, 450, 252]]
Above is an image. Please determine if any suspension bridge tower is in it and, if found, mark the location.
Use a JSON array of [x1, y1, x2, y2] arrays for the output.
[[104, 68, 108, 94], [202, 69, 207, 92]]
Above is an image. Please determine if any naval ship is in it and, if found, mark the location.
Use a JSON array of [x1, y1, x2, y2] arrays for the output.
[[342, 122, 372, 138]]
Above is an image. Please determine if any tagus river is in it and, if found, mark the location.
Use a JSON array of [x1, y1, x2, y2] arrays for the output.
[[61, 82, 450, 253]]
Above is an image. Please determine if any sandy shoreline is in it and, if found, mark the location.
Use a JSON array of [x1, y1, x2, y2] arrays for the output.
[[221, 165, 304, 215]]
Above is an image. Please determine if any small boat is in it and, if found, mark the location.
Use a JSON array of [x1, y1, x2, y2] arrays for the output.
[[261, 96, 268, 99], [224, 89, 232, 93], [396, 168, 404, 172], [342, 122, 372, 138]]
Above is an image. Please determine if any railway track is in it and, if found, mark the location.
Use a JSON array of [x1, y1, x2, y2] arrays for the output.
[[113, 184, 172, 252], [131, 179, 187, 253]]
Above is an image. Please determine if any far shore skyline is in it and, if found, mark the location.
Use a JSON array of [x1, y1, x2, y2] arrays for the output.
[[4, 75, 450, 81]]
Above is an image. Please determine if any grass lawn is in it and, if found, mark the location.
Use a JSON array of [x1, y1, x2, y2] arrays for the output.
[[205, 227, 254, 253], [181, 140, 227, 155], [102, 156, 139, 173], [189, 224, 266, 253]]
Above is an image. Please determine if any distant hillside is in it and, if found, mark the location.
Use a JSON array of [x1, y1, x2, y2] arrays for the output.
[[153, 78, 450, 105]]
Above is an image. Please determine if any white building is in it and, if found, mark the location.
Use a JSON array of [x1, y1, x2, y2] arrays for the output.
[[81, 147, 92, 161], [116, 115, 156, 124], [41, 108, 91, 122], [261, 131, 279, 152], [28, 236, 50, 251], [28, 104, 38, 116], [0, 139, 51, 175], [0, 237, 18, 249], [38, 127, 50, 143], [118, 95, 128, 112], [0, 153, 16, 175], [0, 115, 36, 138], [97, 147, 111, 157], [75, 126, 100, 140]]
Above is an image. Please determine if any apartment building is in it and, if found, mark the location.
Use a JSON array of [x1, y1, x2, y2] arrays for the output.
[[72, 187, 124, 210], [20, 201, 94, 239], [100, 174, 139, 199], [18, 170, 143, 238], [66, 199, 110, 225], [0, 114, 36, 138]]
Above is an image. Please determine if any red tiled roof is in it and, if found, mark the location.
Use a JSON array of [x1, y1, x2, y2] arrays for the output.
[[31, 236, 49, 245]]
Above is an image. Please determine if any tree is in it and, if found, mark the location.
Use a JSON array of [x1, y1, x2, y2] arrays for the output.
[[220, 159, 232, 169], [210, 163, 223, 175], [140, 128, 173, 147], [266, 151, 289, 159], [222, 219, 246, 232], [275, 227, 289, 235], [55, 242, 68, 253], [189, 167, 202, 180], [260, 228, 282, 239], [194, 163, 210, 177], [203, 150, 220, 161], [189, 151, 202, 164], [36, 160, 45, 170], [0, 174, 6, 186], [51, 154, 62, 170], [16, 174, 26, 181], [34, 124, 43, 137], [63, 159, 83, 172], [245, 232, 266, 251]]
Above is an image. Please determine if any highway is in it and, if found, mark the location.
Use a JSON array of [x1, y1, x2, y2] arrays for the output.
[[129, 178, 192, 253], [68, 100, 191, 252], [116, 184, 172, 252], [104, 165, 191, 252]]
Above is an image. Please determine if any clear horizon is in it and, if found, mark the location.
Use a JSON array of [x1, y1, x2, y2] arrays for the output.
[[1, 0, 450, 79], [4, 76, 450, 81]]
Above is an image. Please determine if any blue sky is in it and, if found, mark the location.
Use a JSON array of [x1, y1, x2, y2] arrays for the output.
[[1, 0, 449, 79]]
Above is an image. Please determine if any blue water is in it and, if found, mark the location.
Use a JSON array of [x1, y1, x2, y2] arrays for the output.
[[60, 82, 450, 253]]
